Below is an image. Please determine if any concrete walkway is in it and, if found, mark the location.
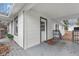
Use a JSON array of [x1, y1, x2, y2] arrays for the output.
[[5, 40, 79, 56]]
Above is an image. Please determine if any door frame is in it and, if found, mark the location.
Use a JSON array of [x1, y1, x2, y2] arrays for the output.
[[40, 17, 48, 43]]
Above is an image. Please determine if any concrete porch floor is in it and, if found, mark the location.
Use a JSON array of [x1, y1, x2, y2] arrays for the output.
[[3, 39, 79, 56]]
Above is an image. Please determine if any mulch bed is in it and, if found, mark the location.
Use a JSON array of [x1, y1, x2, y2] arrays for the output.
[[0, 44, 10, 56]]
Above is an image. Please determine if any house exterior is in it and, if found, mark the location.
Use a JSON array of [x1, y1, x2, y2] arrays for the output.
[[1, 3, 79, 56], [7, 3, 65, 49]]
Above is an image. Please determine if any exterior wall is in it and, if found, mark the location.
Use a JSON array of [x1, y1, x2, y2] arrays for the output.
[[8, 6, 64, 49], [8, 22, 11, 34], [24, 10, 55, 48], [23, 11, 29, 49], [8, 11, 24, 48], [12, 18, 18, 45], [8, 9, 64, 49], [18, 11, 24, 48], [26, 10, 40, 48]]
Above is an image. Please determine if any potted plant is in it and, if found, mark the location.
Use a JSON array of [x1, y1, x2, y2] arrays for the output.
[[63, 20, 69, 31]]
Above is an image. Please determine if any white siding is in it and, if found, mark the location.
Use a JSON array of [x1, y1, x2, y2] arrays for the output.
[[24, 10, 54, 48], [17, 11, 24, 48], [8, 9, 59, 49], [8, 22, 11, 34]]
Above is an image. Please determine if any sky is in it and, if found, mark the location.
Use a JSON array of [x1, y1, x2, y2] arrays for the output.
[[0, 3, 12, 16], [68, 18, 77, 26]]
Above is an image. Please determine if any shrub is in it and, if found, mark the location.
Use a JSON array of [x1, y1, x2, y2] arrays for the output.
[[7, 34, 14, 40]]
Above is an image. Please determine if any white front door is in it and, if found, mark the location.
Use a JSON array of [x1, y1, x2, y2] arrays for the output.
[[40, 17, 47, 42]]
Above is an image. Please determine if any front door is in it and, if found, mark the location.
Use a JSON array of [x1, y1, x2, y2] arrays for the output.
[[40, 17, 47, 43]]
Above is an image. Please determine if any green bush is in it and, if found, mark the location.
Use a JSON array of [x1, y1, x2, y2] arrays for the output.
[[7, 34, 14, 40], [63, 20, 69, 30]]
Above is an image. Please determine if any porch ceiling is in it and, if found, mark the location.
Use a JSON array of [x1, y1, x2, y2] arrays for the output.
[[32, 3, 79, 20]]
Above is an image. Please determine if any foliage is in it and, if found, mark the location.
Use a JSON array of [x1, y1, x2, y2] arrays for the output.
[[7, 34, 14, 40], [63, 20, 69, 30]]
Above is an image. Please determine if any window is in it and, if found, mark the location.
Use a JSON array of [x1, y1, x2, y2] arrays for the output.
[[40, 21, 45, 31], [14, 16, 18, 36]]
